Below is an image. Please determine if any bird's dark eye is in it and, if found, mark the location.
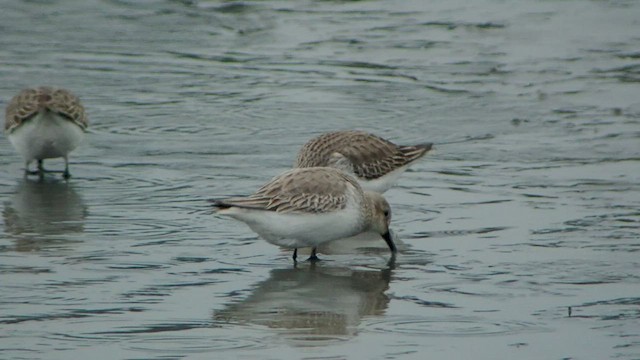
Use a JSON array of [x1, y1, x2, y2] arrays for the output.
[[383, 210, 390, 218]]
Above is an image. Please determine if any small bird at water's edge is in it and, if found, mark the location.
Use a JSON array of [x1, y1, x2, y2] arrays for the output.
[[295, 130, 433, 193], [4, 86, 88, 179], [210, 167, 396, 262]]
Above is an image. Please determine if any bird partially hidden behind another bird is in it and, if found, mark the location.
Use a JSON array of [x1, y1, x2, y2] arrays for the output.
[[295, 130, 433, 193]]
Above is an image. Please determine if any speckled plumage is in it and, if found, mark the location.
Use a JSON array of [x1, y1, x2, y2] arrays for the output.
[[4, 86, 88, 178], [295, 131, 432, 193], [5, 86, 88, 133], [216, 167, 360, 214]]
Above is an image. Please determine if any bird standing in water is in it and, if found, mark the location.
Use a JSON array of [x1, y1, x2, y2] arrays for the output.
[[4, 86, 88, 178]]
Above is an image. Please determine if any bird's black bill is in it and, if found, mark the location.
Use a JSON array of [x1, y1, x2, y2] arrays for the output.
[[382, 231, 397, 253]]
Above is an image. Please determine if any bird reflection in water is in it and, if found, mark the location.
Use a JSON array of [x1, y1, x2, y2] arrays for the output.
[[2, 178, 88, 252], [213, 263, 393, 346]]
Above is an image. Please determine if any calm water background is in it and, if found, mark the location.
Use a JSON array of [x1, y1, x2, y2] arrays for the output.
[[1, 0, 639, 359]]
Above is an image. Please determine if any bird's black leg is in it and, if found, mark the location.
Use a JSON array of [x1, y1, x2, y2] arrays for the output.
[[37, 159, 45, 178], [292, 248, 298, 262], [307, 247, 320, 262], [62, 156, 71, 179]]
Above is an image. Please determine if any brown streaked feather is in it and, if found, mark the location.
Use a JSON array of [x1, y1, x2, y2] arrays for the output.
[[4, 86, 88, 132], [212, 167, 361, 214], [295, 130, 432, 180]]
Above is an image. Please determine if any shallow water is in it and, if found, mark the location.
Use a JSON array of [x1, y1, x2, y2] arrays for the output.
[[1, 0, 639, 359]]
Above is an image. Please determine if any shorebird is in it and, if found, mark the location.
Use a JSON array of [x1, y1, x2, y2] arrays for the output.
[[295, 130, 432, 193], [4, 86, 88, 178], [211, 167, 396, 261]]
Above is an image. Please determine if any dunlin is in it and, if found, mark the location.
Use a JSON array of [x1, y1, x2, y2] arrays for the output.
[[295, 130, 432, 193], [4, 86, 88, 178], [211, 167, 396, 261]]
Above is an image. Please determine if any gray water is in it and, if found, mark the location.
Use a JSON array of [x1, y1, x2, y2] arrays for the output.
[[1, 0, 639, 359]]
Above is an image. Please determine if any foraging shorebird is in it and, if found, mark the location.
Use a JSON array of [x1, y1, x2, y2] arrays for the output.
[[211, 167, 396, 262]]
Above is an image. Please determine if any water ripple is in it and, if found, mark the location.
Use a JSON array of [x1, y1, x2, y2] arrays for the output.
[[0, 307, 144, 325], [366, 316, 543, 337], [407, 226, 510, 239]]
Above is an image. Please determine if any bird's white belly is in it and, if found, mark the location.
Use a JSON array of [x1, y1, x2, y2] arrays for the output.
[[8, 112, 85, 161], [226, 206, 365, 249], [359, 163, 412, 193]]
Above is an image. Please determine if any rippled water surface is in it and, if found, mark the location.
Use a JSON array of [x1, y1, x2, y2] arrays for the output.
[[1, 0, 639, 359]]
